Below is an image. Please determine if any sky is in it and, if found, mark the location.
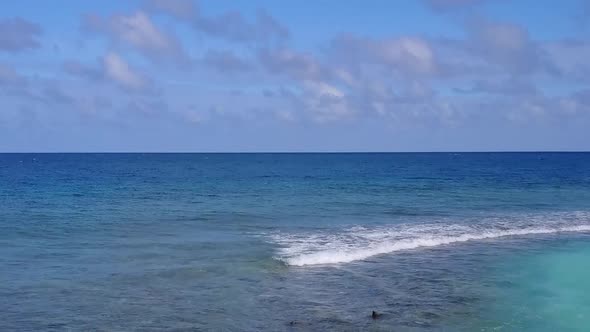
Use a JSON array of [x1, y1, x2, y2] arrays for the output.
[[1, 0, 589, 152]]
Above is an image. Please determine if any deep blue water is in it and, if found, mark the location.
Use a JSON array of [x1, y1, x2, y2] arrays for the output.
[[1, 153, 590, 331]]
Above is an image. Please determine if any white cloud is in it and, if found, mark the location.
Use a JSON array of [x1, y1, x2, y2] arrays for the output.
[[543, 40, 590, 82], [113, 12, 173, 53], [466, 19, 542, 74], [258, 48, 323, 81], [376, 37, 436, 75], [103, 52, 149, 91], [300, 81, 353, 122], [86, 11, 187, 65], [304, 81, 344, 98]]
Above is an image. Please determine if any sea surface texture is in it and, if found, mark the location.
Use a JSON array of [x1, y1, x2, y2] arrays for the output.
[[1, 153, 590, 331]]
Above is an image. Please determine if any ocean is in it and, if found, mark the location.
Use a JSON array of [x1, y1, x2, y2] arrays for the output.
[[1, 152, 589, 331]]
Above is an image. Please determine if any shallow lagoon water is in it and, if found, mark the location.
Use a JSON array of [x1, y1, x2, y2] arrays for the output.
[[1, 153, 589, 331]]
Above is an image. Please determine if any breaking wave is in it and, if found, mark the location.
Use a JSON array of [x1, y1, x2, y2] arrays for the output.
[[269, 211, 590, 266]]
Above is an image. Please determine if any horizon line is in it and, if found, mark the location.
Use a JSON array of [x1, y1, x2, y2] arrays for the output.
[[1, 151, 589, 154]]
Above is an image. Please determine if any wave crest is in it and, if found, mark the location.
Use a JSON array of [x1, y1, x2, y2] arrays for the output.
[[268, 212, 590, 266]]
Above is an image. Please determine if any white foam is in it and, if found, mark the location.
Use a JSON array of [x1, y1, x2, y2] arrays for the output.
[[268, 212, 590, 266]]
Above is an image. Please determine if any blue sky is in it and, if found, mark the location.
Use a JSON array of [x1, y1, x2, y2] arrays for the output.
[[1, 0, 589, 151]]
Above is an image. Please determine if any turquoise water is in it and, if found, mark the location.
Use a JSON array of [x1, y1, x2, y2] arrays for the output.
[[1, 153, 589, 331], [479, 239, 590, 331]]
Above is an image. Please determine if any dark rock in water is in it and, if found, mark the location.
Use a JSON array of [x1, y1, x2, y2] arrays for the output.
[[289, 321, 297, 326], [371, 311, 382, 319]]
